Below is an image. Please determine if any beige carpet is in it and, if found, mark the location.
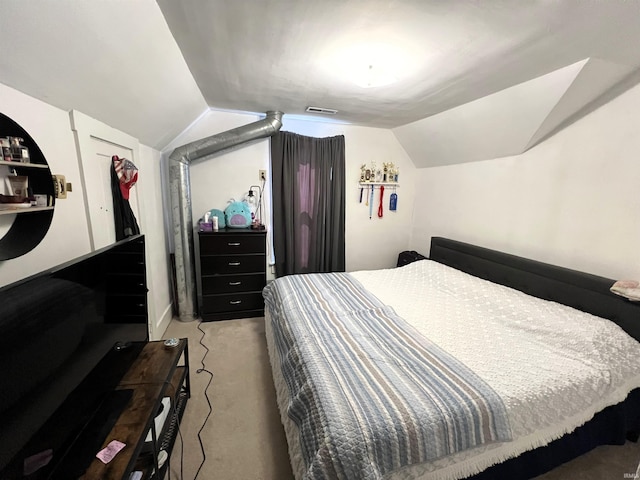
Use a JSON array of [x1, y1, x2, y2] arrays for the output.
[[163, 317, 640, 480]]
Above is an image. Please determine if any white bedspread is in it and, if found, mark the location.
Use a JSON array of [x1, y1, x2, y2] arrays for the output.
[[352, 260, 640, 478], [265, 260, 640, 480]]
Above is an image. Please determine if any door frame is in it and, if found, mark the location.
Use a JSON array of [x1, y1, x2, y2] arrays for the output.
[[70, 110, 145, 250], [70, 110, 156, 338]]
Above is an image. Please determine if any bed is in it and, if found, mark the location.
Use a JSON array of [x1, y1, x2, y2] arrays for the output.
[[262, 237, 640, 480]]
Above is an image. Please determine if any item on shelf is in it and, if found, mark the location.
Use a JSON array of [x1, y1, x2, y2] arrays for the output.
[[0, 194, 28, 204], [378, 185, 385, 218], [199, 220, 213, 232], [358, 161, 398, 184], [7, 175, 28, 197], [389, 190, 398, 211], [33, 194, 48, 207], [1, 136, 30, 163], [244, 185, 265, 228], [0, 203, 32, 211], [199, 208, 224, 231], [202, 208, 225, 229], [243, 187, 259, 222], [369, 185, 374, 219], [199, 211, 214, 231], [0, 138, 11, 162]]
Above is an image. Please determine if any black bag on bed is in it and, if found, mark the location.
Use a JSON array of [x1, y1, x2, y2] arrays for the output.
[[396, 250, 428, 267]]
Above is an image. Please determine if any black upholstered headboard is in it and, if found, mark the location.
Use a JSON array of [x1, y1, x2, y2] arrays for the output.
[[429, 237, 640, 342]]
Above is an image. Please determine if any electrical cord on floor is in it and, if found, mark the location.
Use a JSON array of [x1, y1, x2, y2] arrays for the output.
[[193, 320, 214, 480]]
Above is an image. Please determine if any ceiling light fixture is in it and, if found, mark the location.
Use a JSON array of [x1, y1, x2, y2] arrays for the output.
[[354, 64, 397, 89], [321, 40, 414, 89]]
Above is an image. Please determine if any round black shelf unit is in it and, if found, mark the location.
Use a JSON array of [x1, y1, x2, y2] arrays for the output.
[[0, 112, 55, 260]]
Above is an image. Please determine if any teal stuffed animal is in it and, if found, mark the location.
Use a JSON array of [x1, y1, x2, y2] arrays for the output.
[[224, 201, 251, 228], [203, 208, 226, 228]]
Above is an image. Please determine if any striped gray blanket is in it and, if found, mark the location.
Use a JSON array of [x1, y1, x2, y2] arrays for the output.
[[263, 272, 511, 480]]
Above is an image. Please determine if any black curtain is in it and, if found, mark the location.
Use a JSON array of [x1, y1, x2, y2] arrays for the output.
[[271, 131, 345, 276]]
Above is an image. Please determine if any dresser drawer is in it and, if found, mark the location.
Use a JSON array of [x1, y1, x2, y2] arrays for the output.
[[201, 273, 266, 294], [201, 254, 265, 274], [202, 291, 264, 314], [106, 274, 147, 293], [199, 234, 265, 255], [105, 294, 147, 319], [106, 255, 146, 275]]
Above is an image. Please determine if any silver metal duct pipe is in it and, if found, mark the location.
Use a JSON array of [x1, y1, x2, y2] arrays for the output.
[[169, 110, 283, 321]]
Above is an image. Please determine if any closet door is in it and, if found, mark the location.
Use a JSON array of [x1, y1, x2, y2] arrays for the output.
[[70, 110, 143, 250]]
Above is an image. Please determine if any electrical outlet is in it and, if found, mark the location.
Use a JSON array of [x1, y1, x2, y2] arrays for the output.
[[259, 170, 267, 181]]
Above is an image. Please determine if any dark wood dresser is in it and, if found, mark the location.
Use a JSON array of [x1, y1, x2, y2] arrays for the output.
[[197, 228, 267, 321], [104, 234, 147, 324]]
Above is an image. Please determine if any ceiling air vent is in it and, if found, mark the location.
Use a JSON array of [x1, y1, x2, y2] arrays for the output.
[[306, 106, 338, 115]]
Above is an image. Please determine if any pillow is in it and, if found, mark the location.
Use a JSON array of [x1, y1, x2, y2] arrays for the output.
[[610, 280, 640, 301]]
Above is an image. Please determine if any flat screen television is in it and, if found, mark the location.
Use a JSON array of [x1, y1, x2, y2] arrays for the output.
[[0, 235, 149, 478]]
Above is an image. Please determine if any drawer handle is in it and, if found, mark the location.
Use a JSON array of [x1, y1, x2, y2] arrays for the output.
[[136, 303, 145, 307], [230, 300, 242, 305], [229, 281, 242, 286], [228, 262, 241, 266], [228, 242, 241, 246]]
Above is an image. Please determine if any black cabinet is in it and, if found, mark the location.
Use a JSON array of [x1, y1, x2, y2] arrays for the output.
[[104, 235, 148, 324], [198, 229, 267, 321]]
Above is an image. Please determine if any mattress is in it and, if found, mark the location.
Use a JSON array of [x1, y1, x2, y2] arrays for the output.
[[264, 260, 640, 480]]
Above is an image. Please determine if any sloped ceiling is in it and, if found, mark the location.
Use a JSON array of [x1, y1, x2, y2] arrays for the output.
[[0, 1, 208, 150], [1, 1, 640, 165], [393, 58, 639, 167], [157, 0, 640, 167]]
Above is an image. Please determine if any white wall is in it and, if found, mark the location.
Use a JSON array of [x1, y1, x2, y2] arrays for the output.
[[410, 82, 640, 281], [0, 83, 173, 339], [0, 83, 92, 284], [162, 111, 417, 275], [163, 109, 269, 238], [138, 144, 174, 338]]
